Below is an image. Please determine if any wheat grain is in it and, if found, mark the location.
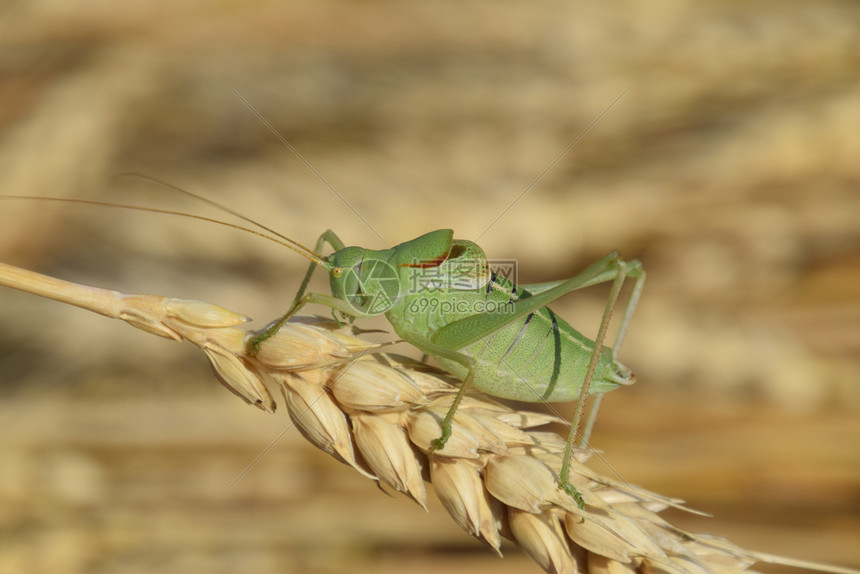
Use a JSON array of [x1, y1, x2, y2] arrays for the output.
[[0, 260, 857, 574]]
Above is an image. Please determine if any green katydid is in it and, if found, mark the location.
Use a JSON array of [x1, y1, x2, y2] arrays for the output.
[[0, 192, 644, 505], [233, 83, 645, 503], [251, 227, 645, 505]]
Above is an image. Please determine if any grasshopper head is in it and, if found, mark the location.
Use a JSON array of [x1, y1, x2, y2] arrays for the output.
[[328, 247, 401, 316]]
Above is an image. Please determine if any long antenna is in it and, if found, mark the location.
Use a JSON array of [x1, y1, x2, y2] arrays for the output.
[[0, 195, 330, 268], [113, 174, 302, 246]]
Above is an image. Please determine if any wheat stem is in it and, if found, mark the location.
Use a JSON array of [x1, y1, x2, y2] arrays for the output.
[[0, 261, 855, 574]]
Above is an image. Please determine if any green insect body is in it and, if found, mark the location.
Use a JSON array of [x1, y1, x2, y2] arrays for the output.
[[380, 235, 633, 403], [255, 227, 645, 505]]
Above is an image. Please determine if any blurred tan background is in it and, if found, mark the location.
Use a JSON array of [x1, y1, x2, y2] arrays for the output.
[[0, 2, 858, 573]]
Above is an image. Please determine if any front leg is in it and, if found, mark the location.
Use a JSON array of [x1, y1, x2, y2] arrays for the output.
[[249, 230, 346, 354], [249, 292, 369, 354]]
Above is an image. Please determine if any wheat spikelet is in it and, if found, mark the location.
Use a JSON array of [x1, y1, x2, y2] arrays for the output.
[[0, 260, 857, 574]]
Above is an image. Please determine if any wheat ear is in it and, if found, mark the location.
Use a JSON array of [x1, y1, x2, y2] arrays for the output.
[[0, 260, 856, 574]]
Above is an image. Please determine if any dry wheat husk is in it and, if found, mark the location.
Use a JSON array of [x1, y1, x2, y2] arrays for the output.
[[0, 260, 857, 574]]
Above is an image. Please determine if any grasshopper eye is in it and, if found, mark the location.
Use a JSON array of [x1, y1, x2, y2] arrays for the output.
[[332, 267, 343, 278]]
